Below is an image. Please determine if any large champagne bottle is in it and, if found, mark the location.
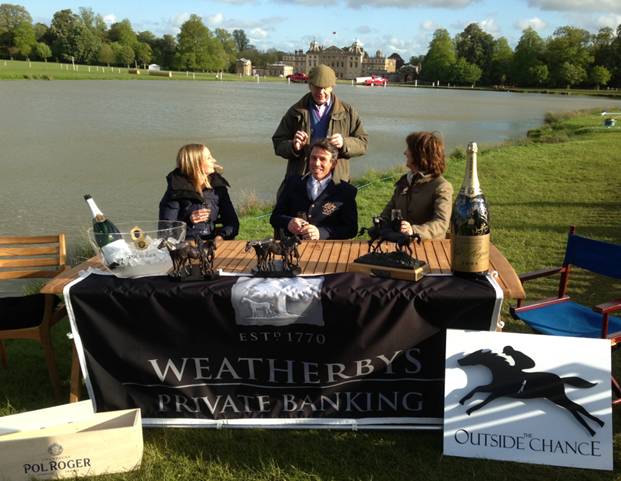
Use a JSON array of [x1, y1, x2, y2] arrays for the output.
[[451, 142, 490, 276], [84, 194, 129, 267]]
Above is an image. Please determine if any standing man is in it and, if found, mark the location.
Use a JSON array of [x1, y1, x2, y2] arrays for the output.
[[272, 64, 368, 189]]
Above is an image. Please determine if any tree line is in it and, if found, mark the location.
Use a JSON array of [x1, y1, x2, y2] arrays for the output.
[[2, 3, 621, 89], [0, 3, 284, 71], [416, 23, 621, 89]]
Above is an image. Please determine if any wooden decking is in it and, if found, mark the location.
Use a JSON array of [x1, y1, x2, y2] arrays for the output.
[[41, 239, 525, 300]]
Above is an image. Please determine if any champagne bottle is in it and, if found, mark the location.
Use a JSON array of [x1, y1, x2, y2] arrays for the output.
[[84, 194, 122, 247], [84, 194, 130, 268], [451, 142, 490, 276]]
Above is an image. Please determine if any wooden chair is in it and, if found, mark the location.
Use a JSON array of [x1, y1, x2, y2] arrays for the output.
[[510, 226, 621, 405], [0, 234, 67, 399]]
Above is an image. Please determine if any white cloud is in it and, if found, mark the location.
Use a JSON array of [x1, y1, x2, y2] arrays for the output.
[[597, 14, 621, 29], [515, 17, 547, 31], [347, 0, 478, 6], [249, 27, 269, 40], [477, 18, 499, 35], [207, 13, 224, 26], [528, 0, 621, 13], [221, 16, 285, 31], [163, 12, 191, 33], [214, 0, 257, 4], [356, 25, 373, 34], [278, 0, 478, 6], [103, 14, 116, 26], [421, 20, 436, 30]]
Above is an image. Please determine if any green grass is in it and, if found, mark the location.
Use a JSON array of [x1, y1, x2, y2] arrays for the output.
[[1, 110, 621, 480], [0, 59, 286, 82]]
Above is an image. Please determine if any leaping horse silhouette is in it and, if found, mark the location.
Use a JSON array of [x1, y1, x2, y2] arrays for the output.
[[457, 347, 604, 436]]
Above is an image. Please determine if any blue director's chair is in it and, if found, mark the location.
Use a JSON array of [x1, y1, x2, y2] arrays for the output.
[[510, 226, 621, 405]]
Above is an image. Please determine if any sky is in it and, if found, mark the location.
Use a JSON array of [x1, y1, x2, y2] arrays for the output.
[[19, 0, 621, 60]]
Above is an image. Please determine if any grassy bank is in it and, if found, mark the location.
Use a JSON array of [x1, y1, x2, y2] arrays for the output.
[[0, 59, 284, 82], [3, 59, 621, 100], [1, 110, 620, 480]]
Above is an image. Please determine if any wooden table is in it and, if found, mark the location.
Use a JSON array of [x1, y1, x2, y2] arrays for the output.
[[41, 239, 525, 301]]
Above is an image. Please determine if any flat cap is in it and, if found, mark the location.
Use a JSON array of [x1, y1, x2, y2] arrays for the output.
[[308, 64, 336, 88]]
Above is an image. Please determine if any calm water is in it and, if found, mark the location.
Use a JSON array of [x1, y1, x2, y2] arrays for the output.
[[1, 80, 619, 244]]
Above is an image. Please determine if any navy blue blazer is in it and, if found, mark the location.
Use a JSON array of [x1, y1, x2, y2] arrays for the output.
[[270, 175, 358, 240]]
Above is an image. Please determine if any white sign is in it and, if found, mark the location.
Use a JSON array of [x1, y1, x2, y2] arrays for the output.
[[443, 329, 613, 471]]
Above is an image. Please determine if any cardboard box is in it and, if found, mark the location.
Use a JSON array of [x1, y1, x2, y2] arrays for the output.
[[0, 401, 143, 480]]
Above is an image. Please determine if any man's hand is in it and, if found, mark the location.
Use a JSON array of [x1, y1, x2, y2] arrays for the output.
[[293, 130, 309, 151], [300, 223, 320, 240], [287, 217, 307, 235], [328, 133, 344, 149]]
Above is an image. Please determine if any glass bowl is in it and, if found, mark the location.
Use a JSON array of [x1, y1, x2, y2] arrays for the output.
[[87, 220, 186, 278]]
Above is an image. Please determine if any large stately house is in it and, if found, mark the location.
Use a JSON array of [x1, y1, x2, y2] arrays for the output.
[[282, 41, 396, 80]]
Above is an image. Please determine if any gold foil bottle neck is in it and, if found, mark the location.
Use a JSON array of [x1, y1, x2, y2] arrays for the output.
[[459, 141, 483, 197]]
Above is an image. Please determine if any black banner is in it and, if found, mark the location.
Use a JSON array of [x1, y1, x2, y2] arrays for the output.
[[66, 272, 498, 427]]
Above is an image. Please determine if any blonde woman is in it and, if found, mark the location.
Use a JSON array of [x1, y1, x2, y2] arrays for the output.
[[159, 144, 239, 240]]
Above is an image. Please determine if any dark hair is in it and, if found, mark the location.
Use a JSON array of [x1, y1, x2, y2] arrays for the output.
[[310, 138, 339, 162], [405, 131, 446, 176]]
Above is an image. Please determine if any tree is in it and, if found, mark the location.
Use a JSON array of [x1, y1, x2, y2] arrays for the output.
[[114, 42, 134, 67], [0, 3, 32, 57], [450, 57, 482, 85], [33, 22, 47, 41], [590, 65, 611, 89], [388, 52, 404, 69], [78, 7, 106, 40], [153, 34, 176, 69], [176, 14, 225, 71], [34, 41, 51, 61], [0, 3, 31, 35], [49, 9, 77, 60], [489, 37, 513, 85], [108, 19, 136, 46], [512, 27, 546, 86], [546, 26, 593, 87], [134, 41, 152, 67], [421, 29, 456, 83], [529, 64, 549, 86], [233, 29, 249, 52], [13, 20, 34, 58], [559, 61, 587, 89], [215, 28, 237, 70], [97, 42, 114, 65], [455, 23, 494, 83]]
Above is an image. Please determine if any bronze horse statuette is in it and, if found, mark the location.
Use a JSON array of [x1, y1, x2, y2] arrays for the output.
[[245, 233, 302, 276], [355, 216, 423, 272], [158, 236, 218, 280]]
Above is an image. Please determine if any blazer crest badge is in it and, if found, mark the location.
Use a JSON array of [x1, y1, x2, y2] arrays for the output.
[[321, 202, 338, 216]]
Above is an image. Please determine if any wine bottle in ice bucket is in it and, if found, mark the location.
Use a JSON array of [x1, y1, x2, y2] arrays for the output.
[[84, 194, 127, 266], [450, 142, 490, 276]]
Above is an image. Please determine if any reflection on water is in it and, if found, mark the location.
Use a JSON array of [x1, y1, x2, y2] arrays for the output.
[[1, 80, 619, 247]]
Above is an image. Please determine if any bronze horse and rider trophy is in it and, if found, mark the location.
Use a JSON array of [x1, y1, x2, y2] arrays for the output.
[[349, 212, 428, 281], [245, 230, 302, 277]]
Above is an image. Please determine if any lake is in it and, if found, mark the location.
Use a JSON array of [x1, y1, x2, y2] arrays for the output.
[[1, 80, 619, 244]]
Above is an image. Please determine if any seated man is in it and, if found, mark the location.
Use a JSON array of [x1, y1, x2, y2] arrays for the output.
[[270, 139, 358, 240]]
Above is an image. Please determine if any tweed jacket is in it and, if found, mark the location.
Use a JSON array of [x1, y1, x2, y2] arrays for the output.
[[380, 173, 453, 240], [270, 175, 358, 240], [271, 93, 368, 184]]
